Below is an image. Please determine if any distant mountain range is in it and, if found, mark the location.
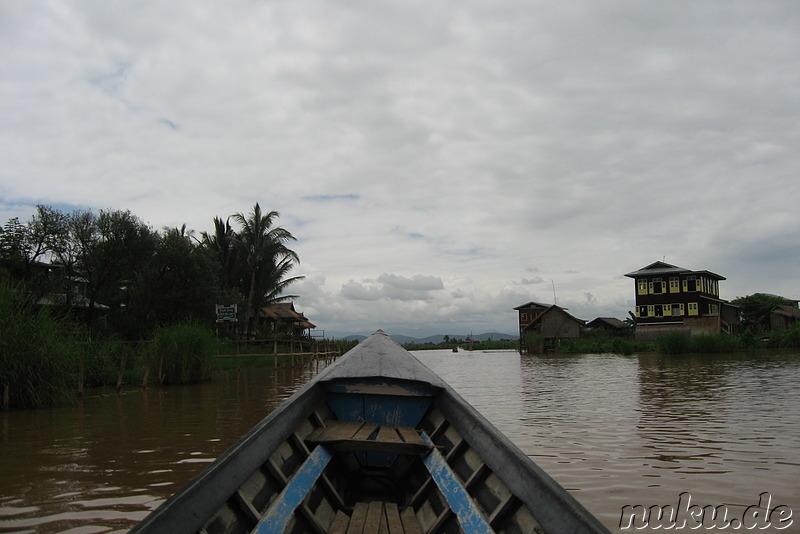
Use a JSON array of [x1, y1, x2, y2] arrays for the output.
[[338, 332, 518, 345]]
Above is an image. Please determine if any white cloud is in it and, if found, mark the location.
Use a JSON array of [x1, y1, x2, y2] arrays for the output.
[[2, 1, 799, 336]]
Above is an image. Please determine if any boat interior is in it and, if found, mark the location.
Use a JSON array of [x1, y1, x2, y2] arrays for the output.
[[200, 377, 543, 534]]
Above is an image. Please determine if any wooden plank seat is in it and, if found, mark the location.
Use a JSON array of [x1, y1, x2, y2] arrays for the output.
[[328, 501, 422, 534], [307, 421, 432, 455]]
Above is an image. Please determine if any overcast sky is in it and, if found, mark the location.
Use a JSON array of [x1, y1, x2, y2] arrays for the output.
[[2, 1, 798, 337]]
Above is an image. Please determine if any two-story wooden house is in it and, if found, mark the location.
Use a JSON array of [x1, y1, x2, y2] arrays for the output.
[[624, 261, 740, 340], [514, 301, 584, 351]]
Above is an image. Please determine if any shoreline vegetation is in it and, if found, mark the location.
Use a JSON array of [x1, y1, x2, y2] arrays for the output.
[[2, 275, 799, 411], [3, 204, 799, 410], [0, 278, 359, 410], [4, 273, 800, 412]]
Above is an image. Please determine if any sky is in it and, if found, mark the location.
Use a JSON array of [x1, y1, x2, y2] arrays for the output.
[[2, 1, 799, 337]]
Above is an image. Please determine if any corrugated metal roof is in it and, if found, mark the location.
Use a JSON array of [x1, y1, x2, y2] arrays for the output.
[[587, 317, 626, 328], [624, 261, 725, 280], [772, 305, 800, 319]]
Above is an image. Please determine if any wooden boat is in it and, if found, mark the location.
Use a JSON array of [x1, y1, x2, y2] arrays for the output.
[[131, 330, 609, 534]]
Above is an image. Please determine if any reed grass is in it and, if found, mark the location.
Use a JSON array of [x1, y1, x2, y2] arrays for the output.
[[654, 332, 741, 354], [0, 280, 79, 409], [766, 323, 800, 348], [556, 331, 646, 355], [83, 337, 139, 389], [151, 322, 216, 385], [524, 331, 545, 354]]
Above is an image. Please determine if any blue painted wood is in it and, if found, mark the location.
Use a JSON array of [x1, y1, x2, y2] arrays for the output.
[[327, 393, 431, 427], [420, 433, 494, 534], [253, 445, 333, 534], [327, 391, 433, 467], [326, 379, 439, 397], [327, 392, 366, 423]]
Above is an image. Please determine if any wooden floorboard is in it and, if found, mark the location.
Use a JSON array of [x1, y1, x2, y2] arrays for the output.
[[336, 502, 420, 534], [346, 502, 369, 534], [384, 503, 405, 534], [328, 511, 350, 534], [364, 502, 384, 532]]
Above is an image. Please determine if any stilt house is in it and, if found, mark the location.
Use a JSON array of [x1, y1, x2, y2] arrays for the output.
[[625, 261, 740, 341]]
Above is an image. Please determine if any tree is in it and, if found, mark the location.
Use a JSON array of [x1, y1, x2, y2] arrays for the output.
[[0, 217, 29, 279], [74, 209, 157, 333], [200, 216, 239, 292], [731, 293, 797, 333], [229, 203, 303, 338], [0, 207, 68, 302], [122, 225, 219, 337]]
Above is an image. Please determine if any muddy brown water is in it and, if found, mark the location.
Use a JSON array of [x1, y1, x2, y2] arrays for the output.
[[1, 350, 798, 533]]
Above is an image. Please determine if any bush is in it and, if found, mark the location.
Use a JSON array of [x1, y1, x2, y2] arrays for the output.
[[524, 331, 544, 354], [691, 334, 740, 353], [610, 336, 639, 355], [554, 330, 646, 355], [766, 324, 800, 348], [0, 281, 79, 409], [83, 337, 140, 388], [655, 332, 741, 354], [654, 332, 692, 354], [151, 322, 216, 385]]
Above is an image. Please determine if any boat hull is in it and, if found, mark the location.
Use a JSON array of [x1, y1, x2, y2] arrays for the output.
[[131, 331, 608, 534]]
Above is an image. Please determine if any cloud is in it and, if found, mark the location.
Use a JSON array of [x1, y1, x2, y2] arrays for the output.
[[2, 1, 799, 335], [302, 194, 360, 202], [340, 280, 382, 301], [339, 273, 444, 303]]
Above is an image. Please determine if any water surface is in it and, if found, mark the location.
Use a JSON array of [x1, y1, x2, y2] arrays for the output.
[[415, 349, 800, 530], [1, 351, 798, 533]]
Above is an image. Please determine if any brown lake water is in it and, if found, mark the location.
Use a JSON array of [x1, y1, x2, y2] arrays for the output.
[[1, 350, 798, 533]]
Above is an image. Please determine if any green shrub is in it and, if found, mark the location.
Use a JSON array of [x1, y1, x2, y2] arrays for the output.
[[151, 322, 216, 385], [655, 332, 693, 354], [691, 334, 740, 353], [655, 332, 741, 354], [554, 330, 646, 355], [610, 337, 638, 355], [524, 331, 544, 354], [0, 281, 79, 409], [83, 338, 139, 388], [767, 324, 800, 348]]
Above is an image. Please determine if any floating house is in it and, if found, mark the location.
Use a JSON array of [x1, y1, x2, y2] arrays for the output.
[[769, 304, 800, 331], [514, 301, 584, 351], [585, 317, 628, 336], [624, 261, 740, 341]]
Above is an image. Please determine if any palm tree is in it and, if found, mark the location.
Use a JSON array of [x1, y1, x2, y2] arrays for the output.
[[200, 217, 238, 291], [230, 203, 303, 337]]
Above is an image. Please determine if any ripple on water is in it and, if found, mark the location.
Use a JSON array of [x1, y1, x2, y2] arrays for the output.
[[2, 351, 799, 533], [414, 349, 800, 530]]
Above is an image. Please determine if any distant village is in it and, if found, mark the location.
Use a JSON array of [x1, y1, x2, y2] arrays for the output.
[[256, 260, 800, 352], [515, 260, 799, 352]]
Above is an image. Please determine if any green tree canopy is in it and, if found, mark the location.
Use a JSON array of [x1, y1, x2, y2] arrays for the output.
[[2, 202, 305, 340], [731, 293, 797, 332], [229, 203, 303, 337]]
